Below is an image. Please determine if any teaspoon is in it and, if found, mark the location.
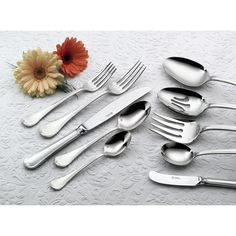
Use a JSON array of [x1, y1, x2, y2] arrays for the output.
[[158, 87, 236, 116], [54, 101, 151, 168], [163, 57, 236, 87], [50, 130, 131, 190], [161, 142, 236, 166]]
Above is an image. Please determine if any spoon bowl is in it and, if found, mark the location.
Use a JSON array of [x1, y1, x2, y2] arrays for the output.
[[158, 87, 208, 116], [161, 142, 194, 166], [118, 101, 151, 130], [104, 130, 131, 156], [163, 57, 236, 87], [161, 141, 236, 166], [158, 87, 236, 116]]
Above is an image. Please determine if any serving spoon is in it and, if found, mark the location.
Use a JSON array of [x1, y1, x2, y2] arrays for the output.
[[54, 101, 151, 167], [161, 142, 236, 166], [158, 87, 236, 116], [50, 130, 131, 190], [163, 57, 236, 87]]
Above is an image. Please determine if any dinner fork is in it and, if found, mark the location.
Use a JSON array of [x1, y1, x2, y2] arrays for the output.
[[149, 113, 236, 144], [21, 62, 116, 127], [40, 61, 146, 138]]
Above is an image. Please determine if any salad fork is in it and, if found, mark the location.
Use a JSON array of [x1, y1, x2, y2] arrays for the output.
[[40, 61, 146, 138], [22, 62, 116, 127], [149, 113, 236, 144]]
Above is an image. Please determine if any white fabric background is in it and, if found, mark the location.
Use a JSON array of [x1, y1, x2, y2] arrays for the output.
[[1, 31, 236, 204]]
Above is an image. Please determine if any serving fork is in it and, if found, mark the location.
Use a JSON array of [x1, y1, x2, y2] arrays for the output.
[[21, 62, 117, 127], [149, 113, 236, 144], [40, 61, 146, 138]]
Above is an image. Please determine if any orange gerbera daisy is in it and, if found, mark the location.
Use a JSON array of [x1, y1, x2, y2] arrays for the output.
[[54, 37, 89, 78]]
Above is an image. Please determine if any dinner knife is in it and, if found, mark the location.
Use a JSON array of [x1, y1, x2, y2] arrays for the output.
[[23, 87, 151, 169], [149, 171, 236, 189]]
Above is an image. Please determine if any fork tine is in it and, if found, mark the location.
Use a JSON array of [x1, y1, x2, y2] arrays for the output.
[[117, 60, 142, 84], [122, 65, 146, 89], [92, 62, 113, 83], [152, 115, 183, 130], [94, 64, 116, 84], [149, 128, 181, 141], [153, 113, 185, 125], [95, 66, 117, 87], [151, 123, 182, 137], [93, 63, 114, 83]]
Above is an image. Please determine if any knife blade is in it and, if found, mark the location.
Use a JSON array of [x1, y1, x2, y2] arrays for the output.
[[149, 171, 201, 187], [81, 87, 151, 131], [24, 87, 151, 169]]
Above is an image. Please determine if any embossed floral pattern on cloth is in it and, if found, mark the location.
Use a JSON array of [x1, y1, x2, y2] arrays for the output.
[[1, 31, 236, 204]]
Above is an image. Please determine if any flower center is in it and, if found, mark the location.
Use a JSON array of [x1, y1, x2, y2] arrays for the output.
[[62, 53, 72, 64], [34, 67, 46, 80]]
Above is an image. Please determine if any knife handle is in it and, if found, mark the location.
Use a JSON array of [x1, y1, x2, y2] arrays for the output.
[[202, 177, 236, 189], [23, 126, 86, 169]]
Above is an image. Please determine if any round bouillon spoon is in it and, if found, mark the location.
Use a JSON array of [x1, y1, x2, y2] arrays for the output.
[[163, 57, 236, 87], [161, 142, 236, 166], [50, 130, 131, 190], [158, 87, 236, 116]]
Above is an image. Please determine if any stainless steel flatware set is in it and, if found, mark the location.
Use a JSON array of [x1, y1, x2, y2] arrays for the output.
[[149, 57, 236, 189], [21, 56, 236, 191], [22, 60, 152, 190]]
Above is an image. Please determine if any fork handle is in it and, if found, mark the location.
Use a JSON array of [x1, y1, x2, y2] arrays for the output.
[[23, 126, 86, 169], [202, 125, 236, 133], [208, 103, 236, 110], [21, 88, 83, 127], [39, 89, 109, 138]]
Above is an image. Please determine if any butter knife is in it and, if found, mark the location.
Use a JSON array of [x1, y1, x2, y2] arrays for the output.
[[149, 171, 236, 189], [23, 87, 151, 169]]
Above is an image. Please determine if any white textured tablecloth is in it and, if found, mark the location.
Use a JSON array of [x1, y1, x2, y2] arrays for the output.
[[1, 31, 236, 204]]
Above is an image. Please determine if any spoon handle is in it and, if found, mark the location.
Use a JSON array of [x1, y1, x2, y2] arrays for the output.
[[21, 88, 83, 127], [201, 177, 236, 189], [39, 89, 108, 138], [202, 125, 236, 133], [50, 154, 104, 190], [197, 149, 236, 157], [208, 103, 236, 110], [54, 127, 118, 168], [210, 76, 236, 86]]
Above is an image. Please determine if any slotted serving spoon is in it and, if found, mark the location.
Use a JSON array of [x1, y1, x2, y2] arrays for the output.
[[158, 87, 236, 116]]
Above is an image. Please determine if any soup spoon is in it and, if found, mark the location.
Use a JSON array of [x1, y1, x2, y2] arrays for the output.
[[50, 130, 131, 190], [54, 101, 151, 167], [158, 87, 236, 116], [161, 142, 236, 166], [163, 57, 236, 87]]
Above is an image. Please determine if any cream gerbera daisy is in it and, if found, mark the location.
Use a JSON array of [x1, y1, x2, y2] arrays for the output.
[[14, 48, 64, 97]]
